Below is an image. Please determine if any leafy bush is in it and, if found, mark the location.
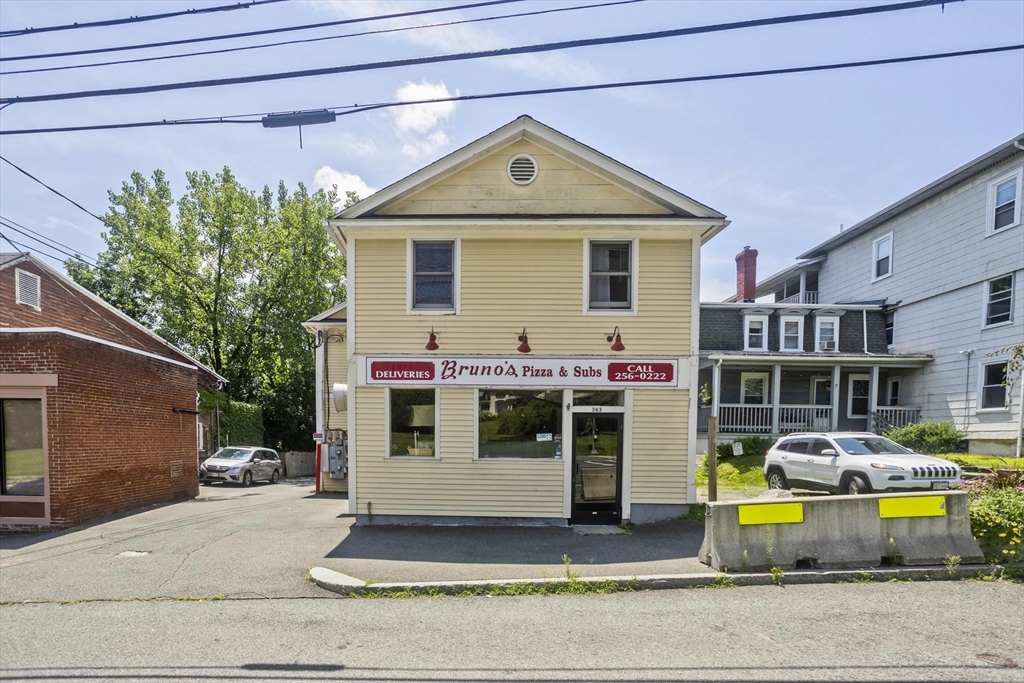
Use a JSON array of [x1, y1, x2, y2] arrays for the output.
[[717, 436, 775, 460], [884, 420, 965, 454], [218, 401, 264, 447], [964, 476, 1023, 564], [496, 400, 558, 437]]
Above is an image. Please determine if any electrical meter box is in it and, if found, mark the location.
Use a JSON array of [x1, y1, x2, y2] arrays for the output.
[[327, 436, 348, 479]]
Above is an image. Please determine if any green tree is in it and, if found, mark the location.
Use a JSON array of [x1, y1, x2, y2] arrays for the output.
[[68, 167, 348, 450]]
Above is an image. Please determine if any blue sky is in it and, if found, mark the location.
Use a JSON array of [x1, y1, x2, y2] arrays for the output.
[[0, 0, 1021, 301]]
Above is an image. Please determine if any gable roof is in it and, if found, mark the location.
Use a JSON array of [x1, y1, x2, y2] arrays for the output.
[[1, 252, 227, 384], [797, 133, 1024, 260], [304, 301, 347, 324], [335, 115, 726, 222]]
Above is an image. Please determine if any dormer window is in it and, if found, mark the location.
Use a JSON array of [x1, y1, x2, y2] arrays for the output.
[[779, 315, 804, 352], [815, 316, 840, 352], [744, 314, 769, 351]]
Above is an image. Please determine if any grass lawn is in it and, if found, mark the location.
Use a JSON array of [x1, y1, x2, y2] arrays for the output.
[[939, 454, 1024, 470], [696, 454, 767, 489]]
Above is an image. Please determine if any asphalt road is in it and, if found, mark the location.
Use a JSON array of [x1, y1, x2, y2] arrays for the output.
[[1, 581, 1022, 682]]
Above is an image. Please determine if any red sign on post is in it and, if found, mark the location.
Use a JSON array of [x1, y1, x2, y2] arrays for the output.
[[369, 361, 435, 381], [607, 363, 675, 383]]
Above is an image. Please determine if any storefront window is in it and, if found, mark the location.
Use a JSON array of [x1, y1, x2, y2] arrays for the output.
[[572, 390, 623, 406], [1, 399, 45, 496], [478, 390, 562, 459], [389, 389, 436, 456]]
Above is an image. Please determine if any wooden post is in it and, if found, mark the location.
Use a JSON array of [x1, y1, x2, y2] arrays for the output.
[[708, 416, 718, 503]]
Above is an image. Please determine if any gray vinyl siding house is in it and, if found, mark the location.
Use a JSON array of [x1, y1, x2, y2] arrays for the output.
[[734, 135, 1024, 455]]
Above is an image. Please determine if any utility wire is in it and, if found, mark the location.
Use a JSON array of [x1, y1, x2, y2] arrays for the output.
[[0, 214, 99, 265], [1, 44, 1018, 136], [0, 0, 960, 106], [0, 219, 96, 265], [0, 0, 525, 63], [0, 155, 106, 222], [0, 233, 79, 269], [0, 0, 291, 38], [0, 0, 644, 76]]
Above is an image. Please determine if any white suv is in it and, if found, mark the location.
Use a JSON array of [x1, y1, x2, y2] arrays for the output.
[[763, 433, 961, 495]]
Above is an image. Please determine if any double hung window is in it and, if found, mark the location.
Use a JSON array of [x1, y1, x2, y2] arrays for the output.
[[989, 171, 1021, 233], [744, 315, 769, 351], [780, 315, 803, 351], [411, 241, 455, 311], [588, 241, 632, 310], [872, 232, 893, 281], [984, 274, 1014, 327], [980, 362, 1007, 410], [815, 317, 839, 352], [885, 311, 895, 347]]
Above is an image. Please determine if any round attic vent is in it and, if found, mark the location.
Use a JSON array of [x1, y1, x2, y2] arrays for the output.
[[507, 154, 538, 185]]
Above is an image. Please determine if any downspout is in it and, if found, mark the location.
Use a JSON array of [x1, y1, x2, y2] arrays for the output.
[[863, 309, 869, 353], [1016, 375, 1023, 459], [960, 350, 973, 432]]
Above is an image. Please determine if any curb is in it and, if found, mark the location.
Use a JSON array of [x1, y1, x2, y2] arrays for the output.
[[309, 564, 1008, 597]]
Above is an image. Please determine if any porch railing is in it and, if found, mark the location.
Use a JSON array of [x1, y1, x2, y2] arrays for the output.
[[777, 291, 819, 305], [778, 405, 832, 433], [871, 407, 922, 433], [719, 404, 773, 434]]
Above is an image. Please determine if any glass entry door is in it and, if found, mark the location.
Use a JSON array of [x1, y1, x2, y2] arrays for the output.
[[571, 413, 623, 525]]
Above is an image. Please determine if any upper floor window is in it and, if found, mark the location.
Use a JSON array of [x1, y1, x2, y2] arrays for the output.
[[979, 361, 1007, 411], [744, 314, 769, 351], [885, 311, 895, 347], [586, 240, 636, 313], [815, 316, 840, 352], [872, 232, 893, 281], [988, 169, 1022, 234], [984, 274, 1014, 327], [780, 315, 803, 352], [410, 240, 457, 313]]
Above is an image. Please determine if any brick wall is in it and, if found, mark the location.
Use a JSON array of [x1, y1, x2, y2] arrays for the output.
[[1, 332, 200, 527]]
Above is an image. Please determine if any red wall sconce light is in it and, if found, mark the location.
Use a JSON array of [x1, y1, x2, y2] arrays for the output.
[[425, 326, 439, 351], [517, 328, 532, 354], [606, 326, 625, 352]]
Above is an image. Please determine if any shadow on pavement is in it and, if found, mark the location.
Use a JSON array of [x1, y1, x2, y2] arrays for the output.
[[326, 519, 704, 566]]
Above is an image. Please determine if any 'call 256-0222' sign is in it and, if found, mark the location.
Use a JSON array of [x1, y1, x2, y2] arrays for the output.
[[364, 358, 678, 387]]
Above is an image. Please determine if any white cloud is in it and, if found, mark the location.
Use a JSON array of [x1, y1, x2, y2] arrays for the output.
[[313, 166, 376, 205], [392, 80, 457, 158]]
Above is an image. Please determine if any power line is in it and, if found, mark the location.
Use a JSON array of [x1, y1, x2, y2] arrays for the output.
[[1, 44, 1018, 136], [0, 0, 291, 38], [0, 0, 959, 106], [0, 219, 96, 265], [0, 0, 644, 77], [0, 215, 99, 265], [0, 233, 79, 269], [0, 156, 106, 221], [0, 0, 525, 63]]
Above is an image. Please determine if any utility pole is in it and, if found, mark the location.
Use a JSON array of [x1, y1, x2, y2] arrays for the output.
[[708, 416, 718, 503]]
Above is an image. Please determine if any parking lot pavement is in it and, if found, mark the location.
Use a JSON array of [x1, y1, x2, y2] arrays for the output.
[[1, 480, 713, 602]]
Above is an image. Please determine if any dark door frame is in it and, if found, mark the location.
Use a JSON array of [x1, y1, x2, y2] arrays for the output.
[[570, 412, 623, 525]]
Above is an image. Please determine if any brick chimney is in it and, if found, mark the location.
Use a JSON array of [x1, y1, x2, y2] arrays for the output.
[[735, 246, 758, 302]]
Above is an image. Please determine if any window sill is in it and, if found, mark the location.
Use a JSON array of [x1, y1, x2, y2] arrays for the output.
[[743, 348, 768, 353], [474, 457, 563, 462], [871, 272, 893, 284], [985, 222, 1021, 238], [584, 308, 638, 316], [384, 456, 442, 461], [408, 308, 457, 316], [981, 320, 1015, 331], [976, 407, 1010, 414]]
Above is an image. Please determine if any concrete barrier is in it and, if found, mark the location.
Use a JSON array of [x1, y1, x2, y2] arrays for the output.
[[699, 491, 983, 571]]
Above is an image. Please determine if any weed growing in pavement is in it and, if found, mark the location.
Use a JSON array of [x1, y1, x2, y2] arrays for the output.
[[844, 573, 875, 584], [742, 550, 750, 572], [943, 554, 962, 575], [887, 537, 901, 566], [769, 566, 784, 586], [353, 579, 627, 599], [618, 521, 635, 535], [562, 554, 579, 581], [709, 574, 736, 589], [682, 503, 707, 522], [765, 526, 776, 568], [887, 577, 913, 583], [363, 579, 377, 586]]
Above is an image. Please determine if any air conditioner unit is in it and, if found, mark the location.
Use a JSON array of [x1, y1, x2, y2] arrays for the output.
[[819, 340, 837, 352]]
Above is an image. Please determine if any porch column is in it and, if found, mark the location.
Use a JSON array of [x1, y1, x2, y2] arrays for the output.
[[771, 364, 782, 434], [711, 361, 721, 418], [869, 365, 880, 433], [830, 365, 841, 430]]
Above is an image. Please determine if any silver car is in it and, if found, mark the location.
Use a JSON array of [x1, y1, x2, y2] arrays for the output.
[[200, 447, 282, 486]]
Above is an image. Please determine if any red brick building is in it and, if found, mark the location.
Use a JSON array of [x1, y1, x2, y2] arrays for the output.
[[1, 252, 225, 527]]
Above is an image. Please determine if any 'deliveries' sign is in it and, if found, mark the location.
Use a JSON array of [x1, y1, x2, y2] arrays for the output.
[[364, 358, 678, 387]]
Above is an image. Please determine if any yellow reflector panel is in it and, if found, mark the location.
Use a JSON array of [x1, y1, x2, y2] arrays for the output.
[[878, 496, 946, 519], [737, 502, 804, 525]]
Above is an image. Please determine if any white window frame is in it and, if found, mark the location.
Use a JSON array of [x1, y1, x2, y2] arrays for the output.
[[473, 388, 568, 461], [884, 310, 896, 349], [740, 372, 770, 405], [14, 268, 41, 310], [743, 314, 769, 352], [886, 376, 901, 407], [814, 316, 840, 352], [384, 387, 441, 459], [982, 272, 1015, 329], [848, 373, 870, 418], [986, 167, 1023, 235], [779, 315, 804, 352], [871, 232, 893, 283], [810, 376, 831, 405], [583, 238, 639, 316], [977, 360, 1009, 413], [406, 239, 460, 315]]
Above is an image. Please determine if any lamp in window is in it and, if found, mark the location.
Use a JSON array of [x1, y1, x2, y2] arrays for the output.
[[517, 328, 531, 354], [606, 326, 625, 352], [425, 326, 439, 351], [408, 404, 435, 456]]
